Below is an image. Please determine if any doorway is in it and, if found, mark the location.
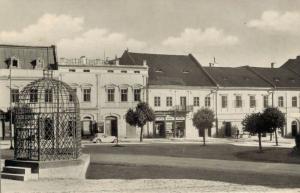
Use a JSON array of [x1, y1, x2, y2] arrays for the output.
[[225, 122, 232, 137], [105, 116, 118, 137], [154, 121, 165, 138], [292, 121, 298, 137]]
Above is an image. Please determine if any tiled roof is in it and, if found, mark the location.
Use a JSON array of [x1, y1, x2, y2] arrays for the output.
[[0, 44, 57, 70], [280, 56, 300, 75], [119, 51, 216, 87], [249, 66, 300, 88], [203, 66, 271, 87]]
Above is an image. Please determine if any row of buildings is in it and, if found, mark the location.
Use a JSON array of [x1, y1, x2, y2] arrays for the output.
[[1, 44, 300, 139]]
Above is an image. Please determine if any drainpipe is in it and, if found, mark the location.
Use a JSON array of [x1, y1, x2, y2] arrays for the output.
[[215, 87, 219, 137], [285, 92, 288, 137]]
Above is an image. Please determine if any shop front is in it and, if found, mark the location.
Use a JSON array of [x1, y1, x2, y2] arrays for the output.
[[153, 111, 186, 138]]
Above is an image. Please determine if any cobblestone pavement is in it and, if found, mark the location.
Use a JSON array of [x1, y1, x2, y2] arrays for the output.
[[2, 179, 300, 193]]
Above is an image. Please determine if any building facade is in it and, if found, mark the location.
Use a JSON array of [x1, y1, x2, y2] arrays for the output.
[[1, 45, 300, 139]]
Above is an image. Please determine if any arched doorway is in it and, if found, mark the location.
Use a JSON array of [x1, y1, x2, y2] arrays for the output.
[[292, 121, 298, 137], [105, 116, 118, 137]]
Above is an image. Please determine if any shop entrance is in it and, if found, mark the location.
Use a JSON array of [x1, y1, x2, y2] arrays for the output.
[[174, 121, 185, 138], [154, 121, 165, 138], [105, 116, 118, 137], [292, 121, 298, 137], [225, 122, 232, 137]]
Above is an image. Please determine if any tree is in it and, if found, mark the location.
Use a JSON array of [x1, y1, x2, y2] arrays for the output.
[[262, 107, 285, 146], [192, 108, 215, 146], [125, 102, 155, 142], [242, 113, 270, 152]]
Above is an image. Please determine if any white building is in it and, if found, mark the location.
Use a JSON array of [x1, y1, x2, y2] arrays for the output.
[[119, 51, 300, 138], [1, 45, 300, 139]]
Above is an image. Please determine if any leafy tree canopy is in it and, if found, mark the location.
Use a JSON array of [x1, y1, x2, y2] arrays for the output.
[[262, 107, 285, 131], [192, 108, 215, 130]]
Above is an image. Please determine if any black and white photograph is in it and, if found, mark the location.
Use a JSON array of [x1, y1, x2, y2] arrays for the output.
[[1, 0, 300, 192]]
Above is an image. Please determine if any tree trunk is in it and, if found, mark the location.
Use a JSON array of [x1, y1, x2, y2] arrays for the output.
[[275, 128, 278, 146], [203, 129, 206, 146], [270, 132, 272, 141], [140, 126, 143, 142], [258, 132, 262, 152]]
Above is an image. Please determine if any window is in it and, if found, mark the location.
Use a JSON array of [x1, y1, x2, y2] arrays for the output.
[[134, 71, 140, 74], [134, 89, 141, 101], [263, 95, 269, 108], [166, 97, 173, 107], [121, 70, 127, 73], [30, 89, 38, 103], [154, 96, 160, 107], [193, 97, 199, 106], [45, 89, 53, 103], [205, 96, 211, 107], [83, 88, 91, 102], [83, 69, 90, 72], [235, 95, 242, 108], [249, 95, 256, 108], [180, 97, 187, 107], [107, 89, 115, 102], [11, 58, 19, 68], [292, 96, 297, 107], [11, 89, 19, 103], [278, 96, 284, 107], [69, 69, 76, 72], [107, 70, 114, 73], [221, 95, 227, 108], [121, 89, 128, 102], [69, 89, 77, 102]]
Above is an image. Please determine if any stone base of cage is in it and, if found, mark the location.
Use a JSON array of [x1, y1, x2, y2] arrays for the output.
[[2, 154, 90, 180]]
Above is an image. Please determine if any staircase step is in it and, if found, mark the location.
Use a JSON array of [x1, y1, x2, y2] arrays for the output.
[[1, 173, 26, 181], [2, 166, 31, 174]]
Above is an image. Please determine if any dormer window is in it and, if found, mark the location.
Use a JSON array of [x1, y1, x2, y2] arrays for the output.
[[182, 70, 190, 74], [289, 78, 296, 83], [32, 58, 44, 69], [8, 57, 19, 68], [155, 68, 163, 73], [243, 77, 250, 81]]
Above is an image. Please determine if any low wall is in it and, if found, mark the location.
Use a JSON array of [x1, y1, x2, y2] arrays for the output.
[[38, 154, 90, 179]]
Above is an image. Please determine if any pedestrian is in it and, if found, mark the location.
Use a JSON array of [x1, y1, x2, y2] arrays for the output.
[[236, 129, 239, 139]]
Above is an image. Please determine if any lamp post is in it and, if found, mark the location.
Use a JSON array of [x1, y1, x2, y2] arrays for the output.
[[9, 62, 13, 149]]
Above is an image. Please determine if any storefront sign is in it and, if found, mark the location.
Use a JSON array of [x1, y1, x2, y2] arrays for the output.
[[155, 117, 164, 121], [165, 116, 175, 121], [176, 117, 185, 121]]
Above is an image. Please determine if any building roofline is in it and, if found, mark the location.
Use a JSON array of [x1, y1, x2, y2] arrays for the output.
[[0, 44, 55, 49], [188, 54, 219, 87], [245, 66, 276, 88]]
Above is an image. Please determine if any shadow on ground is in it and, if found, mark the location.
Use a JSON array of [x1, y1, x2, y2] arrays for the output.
[[86, 163, 300, 188]]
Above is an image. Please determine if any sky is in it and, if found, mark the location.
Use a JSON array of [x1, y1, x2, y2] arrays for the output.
[[1, 0, 300, 67]]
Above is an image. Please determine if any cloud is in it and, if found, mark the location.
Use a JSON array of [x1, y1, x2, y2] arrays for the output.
[[0, 13, 146, 58], [247, 10, 300, 33], [57, 29, 147, 58], [0, 14, 84, 45], [162, 28, 239, 50]]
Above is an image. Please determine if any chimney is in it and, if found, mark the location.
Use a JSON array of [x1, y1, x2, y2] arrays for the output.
[[143, 59, 147, 66], [271, 62, 275, 68]]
